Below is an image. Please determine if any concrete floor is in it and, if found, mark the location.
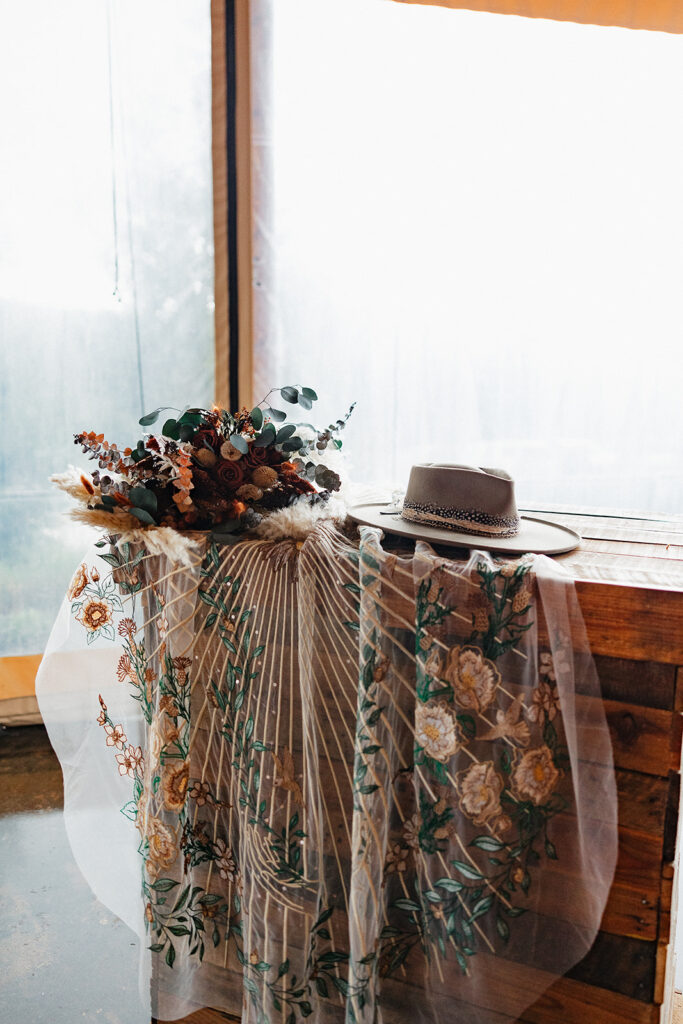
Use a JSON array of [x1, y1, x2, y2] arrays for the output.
[[0, 725, 148, 1024]]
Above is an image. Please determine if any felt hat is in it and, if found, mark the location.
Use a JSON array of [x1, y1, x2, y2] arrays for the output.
[[349, 464, 580, 555]]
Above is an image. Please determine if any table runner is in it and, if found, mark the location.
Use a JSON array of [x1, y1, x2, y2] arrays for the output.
[[36, 521, 617, 1023]]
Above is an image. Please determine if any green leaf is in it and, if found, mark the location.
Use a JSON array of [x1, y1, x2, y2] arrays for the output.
[[393, 898, 420, 912], [129, 487, 158, 513], [434, 877, 463, 892], [162, 418, 180, 440], [470, 836, 505, 853], [165, 944, 176, 968], [179, 423, 196, 443], [139, 408, 165, 426], [265, 406, 286, 422], [168, 925, 191, 936], [277, 958, 290, 978], [301, 387, 318, 400], [280, 386, 299, 404], [297, 394, 312, 411], [250, 407, 263, 430], [423, 889, 441, 903], [128, 507, 156, 526], [496, 916, 510, 942], [151, 878, 179, 892], [254, 424, 276, 448], [545, 838, 558, 860], [275, 424, 296, 442], [470, 894, 494, 921], [229, 433, 248, 454], [451, 860, 484, 882]]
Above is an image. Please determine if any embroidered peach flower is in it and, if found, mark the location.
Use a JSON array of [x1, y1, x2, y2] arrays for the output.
[[162, 760, 189, 812], [402, 813, 421, 850], [385, 844, 409, 874], [90, 566, 100, 582], [424, 648, 443, 679], [172, 656, 192, 687], [104, 723, 127, 750], [212, 838, 237, 881], [527, 679, 560, 723], [77, 599, 113, 633], [145, 817, 177, 875], [415, 701, 458, 762], [458, 762, 504, 826], [116, 654, 132, 682], [68, 564, 89, 600], [189, 781, 212, 806], [444, 645, 500, 713], [117, 617, 137, 639], [512, 745, 559, 805], [158, 694, 179, 717], [116, 744, 144, 779], [145, 902, 154, 924]]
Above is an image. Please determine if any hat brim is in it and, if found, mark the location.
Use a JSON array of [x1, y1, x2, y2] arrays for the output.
[[348, 504, 580, 556]]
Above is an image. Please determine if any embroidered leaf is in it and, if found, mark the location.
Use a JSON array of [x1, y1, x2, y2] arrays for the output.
[[151, 878, 179, 892], [277, 958, 290, 978], [165, 944, 176, 968], [545, 838, 558, 860], [470, 895, 494, 921], [423, 889, 442, 903], [496, 916, 510, 941], [452, 860, 484, 882], [434, 877, 463, 892], [393, 898, 420, 912], [456, 713, 476, 740], [470, 836, 505, 853]]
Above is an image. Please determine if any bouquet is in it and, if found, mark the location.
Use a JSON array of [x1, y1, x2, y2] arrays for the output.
[[68, 386, 354, 542]]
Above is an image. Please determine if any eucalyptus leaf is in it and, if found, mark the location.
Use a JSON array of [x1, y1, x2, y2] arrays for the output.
[[254, 424, 276, 448], [128, 507, 156, 526], [301, 387, 318, 401], [297, 394, 312, 411], [179, 423, 196, 443], [265, 407, 287, 423], [139, 407, 165, 427], [280, 386, 299, 404], [282, 438, 304, 452], [275, 424, 296, 442], [229, 433, 249, 454], [162, 418, 180, 440], [250, 407, 263, 431], [178, 411, 204, 427], [129, 487, 158, 513]]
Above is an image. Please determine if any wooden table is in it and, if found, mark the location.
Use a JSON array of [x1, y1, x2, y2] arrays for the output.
[[157, 507, 683, 1024]]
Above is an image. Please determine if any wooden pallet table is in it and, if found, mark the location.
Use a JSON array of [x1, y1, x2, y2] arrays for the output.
[[156, 507, 683, 1024]]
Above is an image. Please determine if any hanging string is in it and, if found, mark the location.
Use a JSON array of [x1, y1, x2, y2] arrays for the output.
[[107, 0, 146, 418], [106, 0, 120, 303]]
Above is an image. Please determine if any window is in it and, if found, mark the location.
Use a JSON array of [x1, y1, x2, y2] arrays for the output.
[[0, 0, 214, 656], [250, 0, 683, 514]]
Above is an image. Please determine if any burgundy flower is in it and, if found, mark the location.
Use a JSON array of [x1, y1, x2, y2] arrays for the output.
[[193, 428, 220, 452], [215, 458, 246, 492], [246, 445, 284, 469]]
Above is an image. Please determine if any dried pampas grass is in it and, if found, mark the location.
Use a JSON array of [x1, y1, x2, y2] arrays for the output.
[[253, 496, 347, 542], [52, 468, 203, 568]]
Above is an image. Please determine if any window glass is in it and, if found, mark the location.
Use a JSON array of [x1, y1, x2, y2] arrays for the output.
[[253, 0, 683, 515], [0, 0, 213, 655]]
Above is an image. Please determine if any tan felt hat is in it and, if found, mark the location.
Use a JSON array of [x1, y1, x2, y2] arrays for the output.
[[349, 464, 580, 555]]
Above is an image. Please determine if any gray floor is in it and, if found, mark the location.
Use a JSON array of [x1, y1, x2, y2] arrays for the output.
[[0, 725, 148, 1024]]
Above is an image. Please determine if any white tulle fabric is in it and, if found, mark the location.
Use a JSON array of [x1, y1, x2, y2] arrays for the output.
[[36, 522, 617, 1023]]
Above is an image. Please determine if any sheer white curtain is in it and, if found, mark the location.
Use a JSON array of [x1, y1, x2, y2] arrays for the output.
[[0, 0, 214, 656], [250, 0, 683, 514]]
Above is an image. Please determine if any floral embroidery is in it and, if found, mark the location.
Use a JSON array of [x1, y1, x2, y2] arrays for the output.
[[116, 744, 144, 779], [212, 838, 237, 881], [77, 598, 113, 634], [402, 813, 420, 850], [457, 761, 505, 827], [104, 723, 127, 750], [415, 701, 458, 762], [162, 760, 189, 812], [145, 816, 178, 877], [189, 780, 212, 806], [67, 563, 89, 600], [384, 843, 409, 875], [444, 645, 500, 713], [528, 678, 560, 723], [512, 745, 560, 805]]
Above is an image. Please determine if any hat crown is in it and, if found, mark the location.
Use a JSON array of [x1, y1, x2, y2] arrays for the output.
[[402, 463, 520, 539]]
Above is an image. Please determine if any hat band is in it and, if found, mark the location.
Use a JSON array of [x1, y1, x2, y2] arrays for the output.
[[401, 500, 520, 538]]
